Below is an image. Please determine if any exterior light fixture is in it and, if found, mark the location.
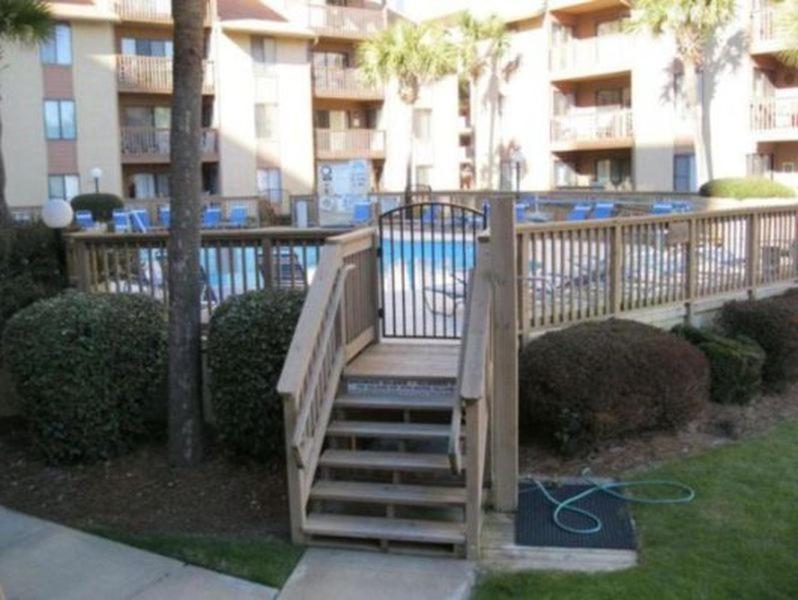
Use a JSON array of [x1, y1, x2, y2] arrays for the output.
[[41, 198, 74, 229], [90, 167, 103, 193]]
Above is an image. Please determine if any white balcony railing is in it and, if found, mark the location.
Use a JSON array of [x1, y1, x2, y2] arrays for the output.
[[751, 7, 776, 46], [120, 127, 218, 160], [312, 66, 382, 99], [115, 0, 172, 22], [308, 4, 387, 38], [751, 96, 798, 135], [315, 128, 386, 159], [550, 33, 629, 75], [551, 108, 634, 144], [116, 55, 215, 94]]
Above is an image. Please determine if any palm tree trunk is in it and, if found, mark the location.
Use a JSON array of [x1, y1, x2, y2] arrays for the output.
[[0, 110, 12, 231], [468, 77, 477, 188], [684, 60, 710, 187], [486, 55, 499, 189], [167, 0, 206, 466]]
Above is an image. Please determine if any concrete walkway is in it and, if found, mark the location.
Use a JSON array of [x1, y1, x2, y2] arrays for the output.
[[0, 507, 278, 600], [278, 548, 475, 600]]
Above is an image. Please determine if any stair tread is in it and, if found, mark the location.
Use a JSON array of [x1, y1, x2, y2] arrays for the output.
[[335, 394, 454, 411], [319, 449, 451, 472], [305, 514, 465, 544], [311, 480, 466, 505], [327, 420, 450, 439]]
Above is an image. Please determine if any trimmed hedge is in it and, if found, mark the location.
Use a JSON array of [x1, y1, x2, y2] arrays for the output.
[[673, 325, 765, 405], [71, 193, 124, 222], [720, 295, 798, 390], [520, 319, 709, 455], [698, 177, 795, 199], [2, 292, 167, 463], [207, 288, 305, 461]]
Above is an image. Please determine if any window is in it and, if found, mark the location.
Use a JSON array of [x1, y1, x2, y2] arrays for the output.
[[596, 88, 630, 108], [124, 106, 171, 128], [44, 100, 76, 140], [131, 173, 170, 198], [251, 36, 277, 64], [673, 154, 696, 192], [255, 103, 278, 139], [257, 168, 283, 200], [41, 23, 72, 65], [596, 17, 627, 36], [554, 161, 576, 187], [747, 153, 773, 177], [120, 37, 173, 57], [415, 165, 432, 187], [413, 109, 432, 142], [48, 174, 79, 201], [312, 51, 348, 68], [595, 157, 631, 187]]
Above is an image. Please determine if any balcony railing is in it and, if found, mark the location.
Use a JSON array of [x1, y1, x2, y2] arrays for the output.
[[750, 96, 798, 138], [312, 66, 382, 99], [120, 127, 218, 161], [116, 55, 215, 94], [315, 128, 386, 159], [308, 4, 387, 38], [550, 34, 630, 77], [751, 7, 778, 48], [551, 108, 634, 146], [114, 0, 212, 24]]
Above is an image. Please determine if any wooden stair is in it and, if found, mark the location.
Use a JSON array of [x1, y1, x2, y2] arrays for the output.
[[300, 364, 468, 555]]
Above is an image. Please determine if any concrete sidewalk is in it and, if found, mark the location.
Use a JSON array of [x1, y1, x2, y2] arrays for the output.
[[278, 548, 475, 600], [0, 506, 277, 600]]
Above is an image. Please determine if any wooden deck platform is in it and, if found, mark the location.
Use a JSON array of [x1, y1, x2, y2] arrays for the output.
[[345, 342, 459, 380]]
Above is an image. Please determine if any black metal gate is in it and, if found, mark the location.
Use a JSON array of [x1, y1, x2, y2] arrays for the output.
[[378, 202, 487, 339]]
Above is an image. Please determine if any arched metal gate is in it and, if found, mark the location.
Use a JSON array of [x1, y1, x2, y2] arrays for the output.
[[378, 202, 487, 339]]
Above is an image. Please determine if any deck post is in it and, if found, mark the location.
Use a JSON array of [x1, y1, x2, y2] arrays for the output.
[[489, 197, 518, 512]]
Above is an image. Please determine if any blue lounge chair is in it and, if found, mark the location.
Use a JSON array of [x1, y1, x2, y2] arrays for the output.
[[672, 200, 693, 213], [202, 207, 222, 229], [353, 202, 372, 225], [75, 210, 95, 230], [592, 202, 615, 219], [158, 205, 170, 228], [566, 203, 592, 221], [131, 209, 150, 233], [651, 202, 674, 215], [228, 205, 249, 228], [113, 210, 131, 233]]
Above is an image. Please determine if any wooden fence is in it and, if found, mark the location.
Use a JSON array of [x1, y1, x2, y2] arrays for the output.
[[515, 204, 798, 338]]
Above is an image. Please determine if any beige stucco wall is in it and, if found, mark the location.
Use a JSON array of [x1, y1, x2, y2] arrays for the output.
[[1, 43, 47, 207], [73, 20, 122, 196]]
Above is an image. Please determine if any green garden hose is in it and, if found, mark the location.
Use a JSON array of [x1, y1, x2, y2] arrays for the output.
[[528, 469, 695, 535]]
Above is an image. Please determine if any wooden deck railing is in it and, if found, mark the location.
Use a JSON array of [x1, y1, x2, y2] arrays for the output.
[[120, 127, 218, 160], [312, 66, 383, 99], [551, 108, 633, 144], [454, 237, 493, 559], [550, 33, 628, 74], [114, 0, 212, 23], [307, 4, 387, 38], [315, 128, 386, 159], [750, 97, 798, 134], [751, 6, 776, 45], [116, 55, 215, 94], [277, 227, 379, 542], [515, 204, 798, 339]]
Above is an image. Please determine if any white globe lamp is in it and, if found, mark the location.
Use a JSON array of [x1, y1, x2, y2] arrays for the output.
[[41, 198, 74, 229], [90, 167, 103, 193]]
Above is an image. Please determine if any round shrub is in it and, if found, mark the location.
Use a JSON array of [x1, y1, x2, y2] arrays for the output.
[[520, 319, 710, 455], [698, 177, 795, 199], [2, 292, 167, 463], [720, 295, 798, 390], [207, 288, 305, 461], [672, 325, 765, 405], [71, 193, 124, 222]]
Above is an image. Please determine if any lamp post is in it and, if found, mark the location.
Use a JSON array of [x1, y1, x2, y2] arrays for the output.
[[90, 167, 103, 193], [41, 197, 74, 275]]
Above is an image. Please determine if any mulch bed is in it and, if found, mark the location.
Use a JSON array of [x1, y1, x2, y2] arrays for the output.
[[521, 384, 798, 478], [0, 424, 290, 539]]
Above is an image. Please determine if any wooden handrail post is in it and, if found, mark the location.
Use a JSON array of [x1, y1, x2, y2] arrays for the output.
[[747, 212, 761, 297], [610, 221, 623, 314], [517, 231, 530, 340], [489, 197, 518, 512], [281, 392, 306, 544], [73, 237, 91, 292], [686, 217, 698, 304], [261, 236, 273, 289]]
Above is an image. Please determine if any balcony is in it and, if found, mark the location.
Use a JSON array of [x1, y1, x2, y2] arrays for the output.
[[315, 128, 385, 160], [750, 96, 798, 141], [548, 0, 627, 13], [308, 4, 387, 39], [114, 0, 212, 24], [116, 55, 215, 94], [120, 127, 219, 163], [551, 108, 634, 151], [312, 66, 383, 100], [550, 34, 631, 81], [750, 7, 787, 55]]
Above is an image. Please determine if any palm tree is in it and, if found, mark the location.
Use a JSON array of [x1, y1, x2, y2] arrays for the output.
[[357, 21, 456, 194], [0, 0, 52, 230], [457, 12, 509, 189], [629, 0, 736, 187], [167, 0, 206, 466], [775, 0, 798, 67]]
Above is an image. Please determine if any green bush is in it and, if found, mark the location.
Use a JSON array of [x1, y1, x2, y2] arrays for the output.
[[71, 193, 124, 222], [720, 295, 798, 390], [519, 319, 709, 455], [672, 325, 765, 405], [207, 288, 305, 461], [698, 177, 795, 199], [2, 292, 167, 463]]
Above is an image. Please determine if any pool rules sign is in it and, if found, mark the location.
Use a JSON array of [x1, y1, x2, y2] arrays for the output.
[[317, 159, 370, 226]]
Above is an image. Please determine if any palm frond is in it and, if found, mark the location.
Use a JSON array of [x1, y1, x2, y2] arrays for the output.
[[0, 0, 53, 45], [776, 0, 798, 67]]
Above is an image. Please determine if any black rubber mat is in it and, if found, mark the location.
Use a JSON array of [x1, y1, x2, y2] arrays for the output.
[[515, 480, 637, 550]]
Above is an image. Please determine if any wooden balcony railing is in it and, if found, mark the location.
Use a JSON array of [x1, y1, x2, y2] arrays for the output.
[[550, 33, 629, 76], [116, 55, 215, 94], [114, 0, 212, 24], [315, 128, 386, 159], [751, 7, 777, 47], [308, 4, 387, 38], [120, 127, 218, 161], [551, 108, 633, 146], [312, 66, 382, 99], [750, 96, 798, 136]]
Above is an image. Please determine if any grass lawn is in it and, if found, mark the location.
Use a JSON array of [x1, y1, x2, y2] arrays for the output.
[[476, 422, 798, 600], [91, 529, 303, 589]]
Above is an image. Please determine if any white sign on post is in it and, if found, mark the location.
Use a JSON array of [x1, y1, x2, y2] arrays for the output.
[[317, 159, 370, 226]]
